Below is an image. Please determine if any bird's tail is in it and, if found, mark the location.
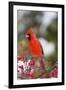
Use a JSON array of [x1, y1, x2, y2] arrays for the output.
[[39, 56, 45, 74]]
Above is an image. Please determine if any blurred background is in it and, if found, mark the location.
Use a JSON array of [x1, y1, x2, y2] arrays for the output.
[[17, 10, 58, 79]]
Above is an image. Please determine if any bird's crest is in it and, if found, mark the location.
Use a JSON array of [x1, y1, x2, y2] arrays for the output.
[[26, 27, 34, 35]]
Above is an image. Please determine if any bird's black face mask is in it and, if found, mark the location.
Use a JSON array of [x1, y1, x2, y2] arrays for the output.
[[26, 34, 31, 40]]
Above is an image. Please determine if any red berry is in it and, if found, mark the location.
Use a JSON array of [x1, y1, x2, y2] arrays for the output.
[[50, 70, 55, 77], [26, 72, 29, 79], [54, 64, 58, 77], [17, 56, 22, 61], [30, 70, 36, 78], [29, 60, 35, 67]]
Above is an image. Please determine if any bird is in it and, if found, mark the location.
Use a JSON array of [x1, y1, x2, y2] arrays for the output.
[[25, 27, 45, 74]]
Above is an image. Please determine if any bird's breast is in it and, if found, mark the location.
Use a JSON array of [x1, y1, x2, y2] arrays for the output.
[[29, 39, 43, 57]]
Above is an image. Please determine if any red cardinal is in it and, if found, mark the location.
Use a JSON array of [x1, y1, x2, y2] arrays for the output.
[[25, 27, 45, 74]]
